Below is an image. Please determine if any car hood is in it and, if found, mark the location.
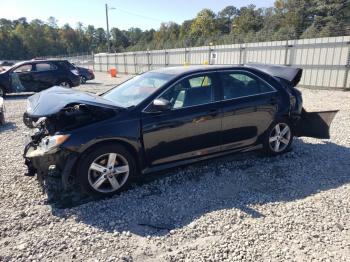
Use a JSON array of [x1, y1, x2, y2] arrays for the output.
[[26, 86, 119, 117]]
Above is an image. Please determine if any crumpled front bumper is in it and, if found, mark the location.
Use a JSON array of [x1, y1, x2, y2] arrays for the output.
[[24, 144, 78, 190]]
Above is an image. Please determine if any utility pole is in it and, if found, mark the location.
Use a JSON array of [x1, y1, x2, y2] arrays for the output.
[[105, 3, 110, 53]]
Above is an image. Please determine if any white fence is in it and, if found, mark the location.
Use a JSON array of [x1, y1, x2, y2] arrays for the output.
[[94, 36, 350, 89], [47, 54, 94, 69]]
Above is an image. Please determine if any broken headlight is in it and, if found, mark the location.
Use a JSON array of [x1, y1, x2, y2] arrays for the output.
[[40, 134, 70, 153]]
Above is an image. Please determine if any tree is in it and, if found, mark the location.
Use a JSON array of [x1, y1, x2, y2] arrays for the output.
[[47, 17, 58, 28], [217, 6, 239, 34], [190, 9, 217, 38], [0, 2, 348, 59], [232, 5, 264, 36], [110, 28, 129, 51]]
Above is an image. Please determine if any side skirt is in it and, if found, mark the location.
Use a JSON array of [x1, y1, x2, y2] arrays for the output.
[[142, 144, 263, 175]]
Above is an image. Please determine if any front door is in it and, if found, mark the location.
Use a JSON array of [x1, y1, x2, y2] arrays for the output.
[[10, 64, 35, 92], [218, 71, 278, 151], [142, 73, 222, 166]]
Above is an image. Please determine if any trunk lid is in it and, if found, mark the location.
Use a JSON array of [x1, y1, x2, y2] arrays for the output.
[[247, 63, 302, 86], [296, 109, 338, 139]]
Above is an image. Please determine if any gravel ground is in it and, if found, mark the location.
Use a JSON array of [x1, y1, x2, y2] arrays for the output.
[[0, 72, 349, 261]]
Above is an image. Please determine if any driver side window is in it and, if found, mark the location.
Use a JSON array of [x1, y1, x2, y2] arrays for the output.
[[159, 74, 215, 109]]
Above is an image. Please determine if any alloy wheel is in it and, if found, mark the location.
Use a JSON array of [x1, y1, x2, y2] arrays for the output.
[[88, 153, 130, 194], [268, 123, 291, 153]]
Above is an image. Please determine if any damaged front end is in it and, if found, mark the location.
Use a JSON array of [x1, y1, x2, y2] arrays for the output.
[[23, 87, 119, 196], [23, 124, 78, 191]]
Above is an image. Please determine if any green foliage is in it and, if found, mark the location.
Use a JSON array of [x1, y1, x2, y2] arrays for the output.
[[0, 0, 349, 59]]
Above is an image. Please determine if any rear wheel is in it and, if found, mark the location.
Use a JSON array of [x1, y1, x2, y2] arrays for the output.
[[77, 144, 137, 197], [263, 120, 293, 156]]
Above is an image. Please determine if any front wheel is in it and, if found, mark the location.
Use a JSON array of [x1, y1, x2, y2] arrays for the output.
[[0, 87, 5, 98], [77, 144, 137, 197], [263, 120, 293, 156], [81, 76, 87, 84], [57, 80, 71, 88]]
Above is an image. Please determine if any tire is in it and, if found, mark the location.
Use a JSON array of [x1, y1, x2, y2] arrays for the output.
[[0, 86, 5, 98], [57, 80, 71, 88], [81, 76, 87, 84], [263, 119, 293, 156], [77, 143, 137, 197], [0, 112, 5, 125]]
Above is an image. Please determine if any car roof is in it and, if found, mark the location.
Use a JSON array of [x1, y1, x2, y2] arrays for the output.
[[13, 59, 69, 67], [150, 65, 246, 75]]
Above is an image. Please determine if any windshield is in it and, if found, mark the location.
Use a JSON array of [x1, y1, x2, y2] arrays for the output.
[[102, 72, 174, 108], [1, 62, 20, 73]]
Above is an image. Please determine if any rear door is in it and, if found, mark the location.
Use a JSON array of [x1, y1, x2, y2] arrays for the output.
[[218, 70, 278, 151], [31, 62, 58, 91], [141, 72, 222, 165]]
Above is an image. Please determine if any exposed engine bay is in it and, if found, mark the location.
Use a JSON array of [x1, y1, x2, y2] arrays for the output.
[[23, 103, 117, 135]]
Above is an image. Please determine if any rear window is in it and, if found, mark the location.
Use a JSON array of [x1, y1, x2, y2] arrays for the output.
[[56, 61, 76, 70], [35, 63, 57, 72]]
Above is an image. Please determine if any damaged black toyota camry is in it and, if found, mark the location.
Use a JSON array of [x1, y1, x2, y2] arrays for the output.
[[23, 64, 338, 198]]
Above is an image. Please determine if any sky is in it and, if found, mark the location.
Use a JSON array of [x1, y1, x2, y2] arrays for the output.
[[0, 0, 275, 30]]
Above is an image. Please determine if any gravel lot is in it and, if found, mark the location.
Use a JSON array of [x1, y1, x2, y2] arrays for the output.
[[0, 72, 349, 261]]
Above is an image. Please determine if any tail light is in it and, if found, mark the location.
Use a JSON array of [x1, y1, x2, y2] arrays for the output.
[[88, 69, 94, 74]]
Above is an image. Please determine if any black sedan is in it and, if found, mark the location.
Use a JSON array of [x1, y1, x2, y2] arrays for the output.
[[0, 60, 81, 97], [23, 65, 337, 197], [77, 66, 95, 84]]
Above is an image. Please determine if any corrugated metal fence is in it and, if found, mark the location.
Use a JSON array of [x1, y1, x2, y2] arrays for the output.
[[94, 36, 350, 89]]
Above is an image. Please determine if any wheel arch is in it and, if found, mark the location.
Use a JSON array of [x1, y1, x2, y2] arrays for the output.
[[56, 78, 73, 86], [76, 139, 145, 175], [257, 114, 293, 144]]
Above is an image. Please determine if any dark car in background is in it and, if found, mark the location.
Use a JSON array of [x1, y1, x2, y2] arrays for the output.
[[0, 61, 14, 67], [0, 61, 14, 73], [77, 66, 95, 84], [0, 60, 81, 97], [23, 64, 337, 198]]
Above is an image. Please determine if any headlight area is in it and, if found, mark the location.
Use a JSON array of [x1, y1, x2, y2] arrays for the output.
[[24, 134, 78, 191], [24, 134, 70, 161], [34, 134, 70, 156]]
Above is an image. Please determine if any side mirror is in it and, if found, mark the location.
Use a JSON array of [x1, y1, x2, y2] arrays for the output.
[[152, 98, 171, 111]]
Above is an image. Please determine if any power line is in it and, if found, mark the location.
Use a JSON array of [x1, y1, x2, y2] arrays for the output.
[[112, 5, 164, 22]]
